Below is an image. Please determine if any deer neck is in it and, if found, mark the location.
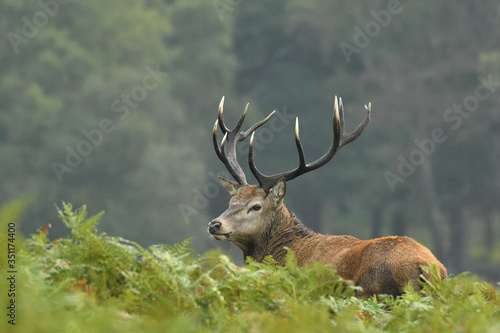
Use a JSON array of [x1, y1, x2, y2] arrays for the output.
[[241, 204, 315, 265]]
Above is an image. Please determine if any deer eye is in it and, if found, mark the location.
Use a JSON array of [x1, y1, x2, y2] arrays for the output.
[[250, 204, 262, 212]]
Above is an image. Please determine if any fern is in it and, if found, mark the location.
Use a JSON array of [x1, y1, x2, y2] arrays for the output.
[[1, 203, 498, 333]]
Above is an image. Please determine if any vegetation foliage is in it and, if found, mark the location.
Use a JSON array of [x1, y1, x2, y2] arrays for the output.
[[1, 0, 499, 284], [1, 201, 499, 332]]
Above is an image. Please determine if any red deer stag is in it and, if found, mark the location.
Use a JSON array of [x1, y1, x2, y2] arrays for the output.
[[208, 96, 447, 296]]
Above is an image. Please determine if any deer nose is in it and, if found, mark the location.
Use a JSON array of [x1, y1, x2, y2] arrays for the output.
[[208, 220, 221, 234]]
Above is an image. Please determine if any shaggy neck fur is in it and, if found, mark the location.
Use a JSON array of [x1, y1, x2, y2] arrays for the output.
[[238, 204, 315, 264]]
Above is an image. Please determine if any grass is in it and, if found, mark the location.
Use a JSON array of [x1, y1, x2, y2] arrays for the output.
[[1, 201, 499, 332]]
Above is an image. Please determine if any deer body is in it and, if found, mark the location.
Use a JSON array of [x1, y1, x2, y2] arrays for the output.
[[208, 96, 447, 296]]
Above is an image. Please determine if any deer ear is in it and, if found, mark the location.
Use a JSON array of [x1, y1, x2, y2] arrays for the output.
[[269, 178, 286, 204], [218, 176, 241, 196]]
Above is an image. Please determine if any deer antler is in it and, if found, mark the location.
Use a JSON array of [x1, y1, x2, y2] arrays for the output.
[[213, 96, 275, 185], [248, 96, 371, 191]]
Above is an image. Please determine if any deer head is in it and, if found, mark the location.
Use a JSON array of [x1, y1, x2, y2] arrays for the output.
[[208, 96, 370, 247]]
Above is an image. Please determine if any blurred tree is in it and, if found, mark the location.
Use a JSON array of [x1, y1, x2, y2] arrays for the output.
[[0, 0, 230, 250], [346, 0, 500, 274], [477, 49, 500, 276]]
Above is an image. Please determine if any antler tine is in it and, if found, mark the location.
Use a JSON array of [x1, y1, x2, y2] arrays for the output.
[[338, 101, 371, 147], [212, 120, 223, 160], [333, 95, 342, 150], [294, 117, 306, 169], [218, 96, 229, 133], [234, 103, 249, 132], [248, 95, 371, 191], [213, 97, 276, 185], [338, 96, 345, 132], [248, 132, 264, 186], [212, 120, 229, 167], [242, 110, 276, 138]]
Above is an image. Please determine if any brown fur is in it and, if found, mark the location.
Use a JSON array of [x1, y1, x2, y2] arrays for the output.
[[209, 180, 447, 297]]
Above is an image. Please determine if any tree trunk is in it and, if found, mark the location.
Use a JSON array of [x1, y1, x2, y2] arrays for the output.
[[484, 211, 495, 253], [421, 158, 447, 263], [370, 206, 383, 238], [449, 208, 471, 273], [294, 181, 323, 232], [391, 206, 406, 236], [490, 111, 500, 252]]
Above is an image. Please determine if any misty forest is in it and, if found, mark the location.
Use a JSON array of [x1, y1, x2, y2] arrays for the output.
[[2, 0, 500, 283]]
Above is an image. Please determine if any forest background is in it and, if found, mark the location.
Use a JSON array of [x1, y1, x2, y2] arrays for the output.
[[1, 0, 499, 281]]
